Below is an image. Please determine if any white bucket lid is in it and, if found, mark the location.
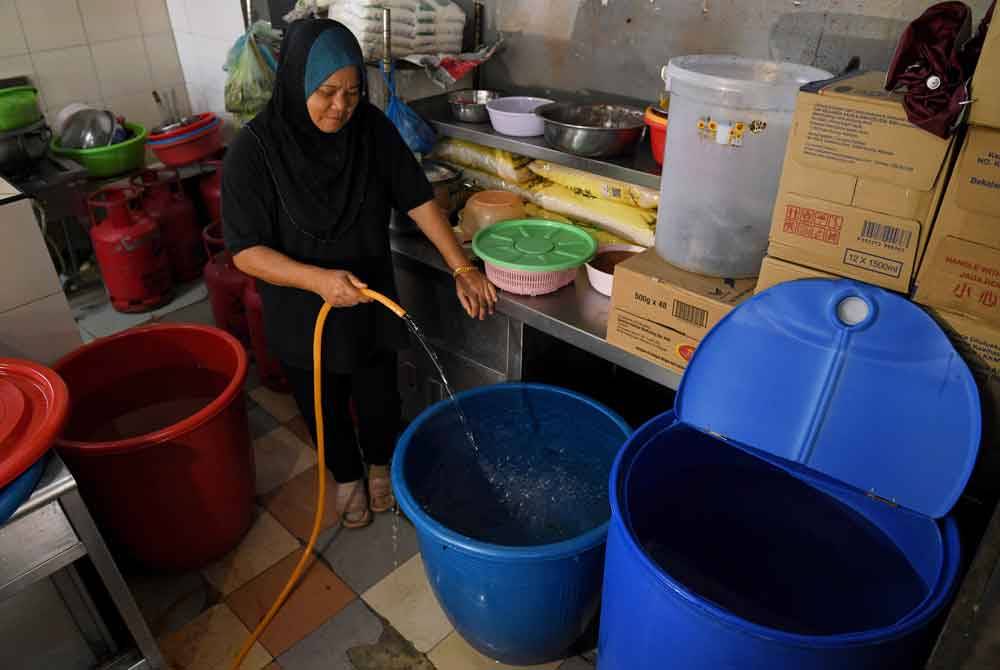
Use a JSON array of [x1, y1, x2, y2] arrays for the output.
[[662, 56, 832, 111]]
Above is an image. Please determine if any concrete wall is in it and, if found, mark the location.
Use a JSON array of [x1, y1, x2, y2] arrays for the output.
[[476, 0, 994, 100]]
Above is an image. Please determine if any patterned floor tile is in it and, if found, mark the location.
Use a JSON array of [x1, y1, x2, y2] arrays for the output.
[[203, 509, 300, 596], [318, 511, 419, 594], [347, 620, 436, 670], [276, 600, 382, 670], [428, 631, 563, 670], [126, 571, 215, 636], [261, 466, 340, 542], [227, 549, 356, 657], [253, 426, 317, 495], [362, 554, 452, 653], [250, 387, 301, 423], [248, 403, 281, 440], [285, 414, 314, 448], [158, 603, 271, 670]]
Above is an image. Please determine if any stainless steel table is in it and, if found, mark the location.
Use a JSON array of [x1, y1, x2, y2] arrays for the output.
[[0, 456, 166, 670], [391, 233, 680, 420]]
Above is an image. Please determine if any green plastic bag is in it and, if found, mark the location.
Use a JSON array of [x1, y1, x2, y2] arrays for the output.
[[224, 22, 280, 123]]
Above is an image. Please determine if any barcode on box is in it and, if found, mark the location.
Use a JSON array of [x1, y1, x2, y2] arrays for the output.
[[861, 221, 913, 249], [673, 300, 708, 328]]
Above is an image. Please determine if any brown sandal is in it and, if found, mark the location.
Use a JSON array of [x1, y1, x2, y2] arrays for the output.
[[336, 480, 372, 529], [368, 465, 396, 514]]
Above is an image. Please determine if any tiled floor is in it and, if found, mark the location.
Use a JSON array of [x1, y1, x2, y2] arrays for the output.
[[94, 294, 597, 669]]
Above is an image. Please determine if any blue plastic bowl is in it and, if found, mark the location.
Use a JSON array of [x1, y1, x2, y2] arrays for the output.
[[393, 383, 630, 665], [0, 454, 48, 525]]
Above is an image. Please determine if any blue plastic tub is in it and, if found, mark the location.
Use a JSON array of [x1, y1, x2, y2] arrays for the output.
[[393, 383, 630, 665], [597, 280, 980, 670]]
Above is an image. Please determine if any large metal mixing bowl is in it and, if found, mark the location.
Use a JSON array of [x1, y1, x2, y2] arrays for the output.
[[535, 103, 646, 157], [60, 109, 116, 149]]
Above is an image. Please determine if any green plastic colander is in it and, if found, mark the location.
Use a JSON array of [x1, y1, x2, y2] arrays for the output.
[[472, 219, 597, 296]]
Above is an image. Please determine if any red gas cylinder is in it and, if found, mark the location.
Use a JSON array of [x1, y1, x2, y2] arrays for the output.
[[244, 280, 289, 392], [200, 160, 222, 224], [132, 169, 205, 282], [88, 187, 173, 313], [202, 223, 252, 349]]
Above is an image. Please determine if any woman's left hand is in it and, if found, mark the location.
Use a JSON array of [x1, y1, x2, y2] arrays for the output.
[[456, 269, 498, 320]]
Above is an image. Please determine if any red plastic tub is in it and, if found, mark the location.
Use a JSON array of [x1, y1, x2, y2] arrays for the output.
[[645, 107, 668, 165], [54, 324, 253, 572], [150, 117, 223, 168]]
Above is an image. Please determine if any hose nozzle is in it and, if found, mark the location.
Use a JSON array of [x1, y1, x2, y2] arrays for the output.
[[360, 288, 407, 319]]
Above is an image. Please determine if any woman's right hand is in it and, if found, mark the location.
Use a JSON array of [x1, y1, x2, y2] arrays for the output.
[[311, 269, 372, 307]]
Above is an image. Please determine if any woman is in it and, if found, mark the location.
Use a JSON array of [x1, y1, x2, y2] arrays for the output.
[[223, 19, 497, 528]]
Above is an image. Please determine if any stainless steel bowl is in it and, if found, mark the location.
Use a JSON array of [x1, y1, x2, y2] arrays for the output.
[[448, 89, 505, 124], [535, 103, 646, 157], [60, 109, 116, 149]]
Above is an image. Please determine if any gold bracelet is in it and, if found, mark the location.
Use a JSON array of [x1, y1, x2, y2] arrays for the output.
[[452, 265, 478, 279]]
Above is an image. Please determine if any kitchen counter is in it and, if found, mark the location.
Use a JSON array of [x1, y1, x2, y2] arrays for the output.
[[390, 233, 682, 391]]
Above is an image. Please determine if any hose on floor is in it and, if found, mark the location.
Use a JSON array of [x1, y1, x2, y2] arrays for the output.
[[230, 289, 407, 669]]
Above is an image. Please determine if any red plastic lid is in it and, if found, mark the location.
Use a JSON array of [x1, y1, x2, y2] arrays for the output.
[[0, 359, 70, 488]]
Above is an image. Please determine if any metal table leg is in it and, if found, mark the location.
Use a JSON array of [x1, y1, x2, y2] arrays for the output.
[[60, 491, 167, 670]]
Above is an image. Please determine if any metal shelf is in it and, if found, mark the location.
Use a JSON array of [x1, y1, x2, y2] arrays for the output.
[[411, 94, 663, 191]]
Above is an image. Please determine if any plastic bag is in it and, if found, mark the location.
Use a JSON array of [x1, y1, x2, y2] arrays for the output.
[[530, 181, 655, 247], [431, 138, 533, 183], [523, 203, 633, 246], [224, 21, 281, 123], [383, 66, 437, 155], [528, 160, 659, 210]]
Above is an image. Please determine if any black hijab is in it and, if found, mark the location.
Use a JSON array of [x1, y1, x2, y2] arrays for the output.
[[247, 19, 374, 243]]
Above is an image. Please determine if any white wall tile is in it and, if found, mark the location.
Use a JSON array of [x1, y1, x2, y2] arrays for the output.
[[165, 0, 189, 34], [106, 90, 162, 131], [192, 35, 230, 91], [144, 33, 183, 87], [173, 31, 203, 88], [184, 0, 244, 44], [78, 0, 141, 43], [0, 1, 28, 58], [184, 81, 205, 113], [0, 55, 34, 82], [15, 0, 88, 52], [29, 46, 99, 112], [92, 37, 152, 99], [0, 198, 62, 314], [136, 0, 171, 34], [0, 293, 83, 365]]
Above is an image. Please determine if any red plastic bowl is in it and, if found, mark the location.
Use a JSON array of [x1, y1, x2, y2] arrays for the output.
[[148, 112, 216, 142], [645, 107, 668, 165], [151, 121, 224, 167]]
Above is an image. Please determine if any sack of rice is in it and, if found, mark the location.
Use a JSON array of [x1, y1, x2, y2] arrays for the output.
[[527, 160, 659, 210], [529, 181, 655, 247], [432, 138, 534, 184]]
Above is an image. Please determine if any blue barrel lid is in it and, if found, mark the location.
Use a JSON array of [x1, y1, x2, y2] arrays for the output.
[[676, 279, 981, 519]]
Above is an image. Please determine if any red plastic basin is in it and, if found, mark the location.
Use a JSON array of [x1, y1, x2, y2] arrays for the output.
[[54, 324, 253, 572], [151, 121, 224, 168], [645, 107, 668, 166]]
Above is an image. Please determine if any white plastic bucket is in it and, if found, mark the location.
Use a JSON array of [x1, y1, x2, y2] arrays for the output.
[[654, 56, 832, 277]]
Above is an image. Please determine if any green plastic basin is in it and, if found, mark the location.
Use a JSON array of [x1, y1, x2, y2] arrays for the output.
[[51, 122, 148, 178], [0, 86, 42, 132]]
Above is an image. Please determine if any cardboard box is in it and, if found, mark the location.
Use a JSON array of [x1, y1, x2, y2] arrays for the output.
[[928, 308, 1000, 384], [755, 256, 836, 294], [607, 309, 694, 372], [609, 250, 756, 340], [606, 250, 755, 371], [970, 14, 1000, 130], [768, 71, 956, 292], [915, 126, 1000, 326]]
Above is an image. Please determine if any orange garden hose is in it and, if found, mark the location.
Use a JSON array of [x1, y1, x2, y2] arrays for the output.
[[230, 289, 407, 669]]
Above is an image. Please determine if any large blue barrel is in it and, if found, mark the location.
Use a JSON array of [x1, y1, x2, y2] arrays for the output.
[[598, 411, 962, 670], [393, 383, 630, 665]]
